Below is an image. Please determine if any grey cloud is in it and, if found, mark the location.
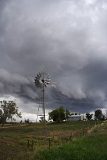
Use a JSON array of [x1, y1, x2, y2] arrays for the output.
[[0, 69, 38, 102], [0, 0, 107, 112]]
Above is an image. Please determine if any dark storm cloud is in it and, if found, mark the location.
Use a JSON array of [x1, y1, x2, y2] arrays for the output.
[[0, 69, 38, 102], [0, 0, 107, 112]]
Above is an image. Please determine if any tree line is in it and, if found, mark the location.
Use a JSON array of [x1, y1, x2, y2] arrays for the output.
[[0, 100, 106, 125], [49, 107, 106, 122]]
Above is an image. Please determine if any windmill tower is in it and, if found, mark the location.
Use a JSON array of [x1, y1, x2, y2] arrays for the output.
[[34, 72, 51, 123]]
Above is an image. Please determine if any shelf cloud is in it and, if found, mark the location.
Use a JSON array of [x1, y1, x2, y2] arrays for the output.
[[0, 0, 107, 113]]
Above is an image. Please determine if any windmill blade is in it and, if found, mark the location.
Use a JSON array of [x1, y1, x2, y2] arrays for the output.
[[35, 72, 52, 88]]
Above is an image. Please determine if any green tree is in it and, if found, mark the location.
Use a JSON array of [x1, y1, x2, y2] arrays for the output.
[[49, 107, 66, 122], [95, 109, 104, 120], [86, 113, 93, 120], [0, 100, 21, 126]]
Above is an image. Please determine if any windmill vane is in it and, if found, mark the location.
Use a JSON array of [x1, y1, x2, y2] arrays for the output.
[[35, 72, 51, 88]]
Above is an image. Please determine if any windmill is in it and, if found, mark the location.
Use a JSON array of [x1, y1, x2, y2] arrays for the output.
[[34, 72, 51, 123]]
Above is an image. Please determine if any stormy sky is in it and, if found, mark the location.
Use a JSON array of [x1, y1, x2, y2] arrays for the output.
[[0, 0, 107, 116]]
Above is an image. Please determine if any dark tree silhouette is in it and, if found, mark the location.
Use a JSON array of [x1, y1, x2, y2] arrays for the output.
[[86, 113, 93, 120], [0, 100, 21, 126], [49, 107, 68, 122], [95, 109, 104, 120]]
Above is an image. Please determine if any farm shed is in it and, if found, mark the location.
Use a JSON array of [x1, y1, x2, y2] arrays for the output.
[[68, 115, 81, 121]]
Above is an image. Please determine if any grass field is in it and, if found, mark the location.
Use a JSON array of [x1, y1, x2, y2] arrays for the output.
[[35, 121, 107, 160], [0, 121, 104, 160]]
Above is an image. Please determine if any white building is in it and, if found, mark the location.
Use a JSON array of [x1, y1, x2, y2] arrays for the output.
[[68, 115, 81, 121]]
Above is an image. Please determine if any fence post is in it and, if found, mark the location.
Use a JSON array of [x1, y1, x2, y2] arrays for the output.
[[31, 140, 34, 151], [27, 140, 30, 149], [48, 138, 51, 150]]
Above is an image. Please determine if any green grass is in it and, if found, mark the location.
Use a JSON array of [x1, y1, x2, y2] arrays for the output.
[[34, 121, 107, 160], [0, 121, 103, 160], [35, 135, 107, 160]]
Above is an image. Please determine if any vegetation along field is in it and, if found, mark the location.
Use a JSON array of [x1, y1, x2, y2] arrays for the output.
[[0, 120, 106, 160]]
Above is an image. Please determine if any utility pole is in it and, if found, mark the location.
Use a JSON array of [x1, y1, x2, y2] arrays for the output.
[[42, 73, 45, 123]]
